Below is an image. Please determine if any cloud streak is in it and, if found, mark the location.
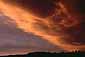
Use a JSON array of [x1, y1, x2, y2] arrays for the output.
[[0, 12, 62, 55]]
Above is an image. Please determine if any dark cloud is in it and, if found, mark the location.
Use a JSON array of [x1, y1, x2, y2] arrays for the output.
[[3, 0, 58, 18]]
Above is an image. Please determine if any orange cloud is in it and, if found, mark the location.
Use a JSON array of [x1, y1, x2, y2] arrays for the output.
[[0, 0, 85, 52]]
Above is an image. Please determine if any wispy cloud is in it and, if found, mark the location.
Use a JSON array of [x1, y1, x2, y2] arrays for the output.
[[0, 12, 62, 55]]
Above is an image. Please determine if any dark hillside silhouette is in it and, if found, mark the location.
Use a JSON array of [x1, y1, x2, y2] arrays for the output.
[[4, 51, 85, 57]]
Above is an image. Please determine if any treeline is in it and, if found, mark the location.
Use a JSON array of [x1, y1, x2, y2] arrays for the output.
[[4, 51, 85, 57]]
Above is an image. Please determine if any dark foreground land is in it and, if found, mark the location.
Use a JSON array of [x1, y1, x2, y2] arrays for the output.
[[2, 51, 85, 57]]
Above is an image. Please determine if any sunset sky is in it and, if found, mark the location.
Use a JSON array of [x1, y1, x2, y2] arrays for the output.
[[0, 0, 85, 56]]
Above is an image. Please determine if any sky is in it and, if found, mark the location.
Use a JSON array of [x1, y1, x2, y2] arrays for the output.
[[0, 11, 63, 56], [0, 0, 85, 55]]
